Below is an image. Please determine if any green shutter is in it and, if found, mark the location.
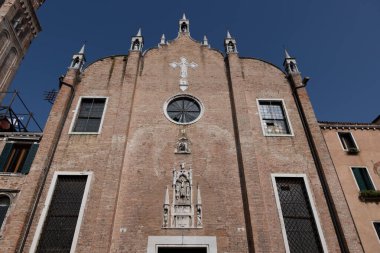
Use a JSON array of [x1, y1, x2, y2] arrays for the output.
[[20, 144, 39, 174], [352, 167, 373, 191], [361, 169, 375, 190], [0, 143, 13, 172]]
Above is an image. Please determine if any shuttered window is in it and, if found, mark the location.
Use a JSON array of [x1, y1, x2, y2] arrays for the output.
[[352, 167, 374, 191], [37, 175, 87, 253], [275, 177, 323, 253], [0, 142, 38, 174]]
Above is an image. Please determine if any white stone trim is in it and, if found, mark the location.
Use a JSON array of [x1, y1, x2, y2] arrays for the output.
[[69, 96, 109, 134], [336, 132, 360, 151], [147, 236, 217, 253], [271, 173, 328, 253], [163, 94, 204, 125], [29, 171, 93, 253], [256, 99, 294, 137], [350, 166, 376, 191]]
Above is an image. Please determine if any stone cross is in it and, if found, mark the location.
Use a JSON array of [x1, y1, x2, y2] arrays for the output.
[[170, 57, 198, 91]]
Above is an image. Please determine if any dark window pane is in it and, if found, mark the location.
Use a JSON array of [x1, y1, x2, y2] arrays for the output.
[[374, 222, 380, 240], [338, 132, 357, 150], [276, 177, 323, 253], [166, 97, 201, 124], [73, 98, 106, 132], [352, 167, 374, 191], [37, 175, 87, 253], [259, 101, 290, 135], [0, 196, 10, 229], [3, 143, 32, 173]]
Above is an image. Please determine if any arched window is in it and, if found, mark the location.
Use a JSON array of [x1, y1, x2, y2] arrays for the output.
[[0, 0, 5, 7], [0, 47, 18, 89], [0, 195, 10, 229], [0, 30, 10, 54], [181, 22, 188, 32]]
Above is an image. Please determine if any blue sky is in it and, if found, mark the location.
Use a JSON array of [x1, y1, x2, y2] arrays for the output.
[[8, 0, 380, 130]]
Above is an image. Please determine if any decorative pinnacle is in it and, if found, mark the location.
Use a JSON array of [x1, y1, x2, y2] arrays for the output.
[[164, 186, 170, 205], [197, 185, 202, 204], [285, 49, 291, 59], [136, 28, 142, 37], [203, 35, 208, 45], [182, 13, 187, 20], [226, 30, 232, 39], [78, 44, 85, 54], [160, 34, 166, 44]]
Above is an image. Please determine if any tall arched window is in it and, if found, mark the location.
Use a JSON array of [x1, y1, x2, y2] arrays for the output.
[[0, 195, 10, 229], [0, 30, 10, 55], [0, 47, 18, 89]]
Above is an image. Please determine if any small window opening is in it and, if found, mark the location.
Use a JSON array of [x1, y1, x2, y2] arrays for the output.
[[181, 22, 188, 32], [0, 195, 10, 229], [338, 132, 358, 153]]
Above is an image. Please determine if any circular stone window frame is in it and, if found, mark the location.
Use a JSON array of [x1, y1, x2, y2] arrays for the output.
[[163, 94, 205, 125]]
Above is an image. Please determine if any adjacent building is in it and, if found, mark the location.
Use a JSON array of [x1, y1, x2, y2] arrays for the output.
[[320, 118, 380, 252], [0, 0, 44, 96]]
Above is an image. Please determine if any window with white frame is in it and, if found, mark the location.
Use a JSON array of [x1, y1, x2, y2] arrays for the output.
[[31, 173, 92, 253], [373, 222, 380, 240], [351, 167, 375, 191], [0, 195, 10, 230], [338, 132, 359, 153], [258, 100, 292, 135], [71, 97, 107, 133], [272, 175, 327, 253]]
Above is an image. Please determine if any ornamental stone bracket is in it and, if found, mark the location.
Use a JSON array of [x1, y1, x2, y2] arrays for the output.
[[162, 163, 202, 229]]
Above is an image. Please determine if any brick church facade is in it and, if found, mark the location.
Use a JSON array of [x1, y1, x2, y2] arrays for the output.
[[1, 14, 379, 252]]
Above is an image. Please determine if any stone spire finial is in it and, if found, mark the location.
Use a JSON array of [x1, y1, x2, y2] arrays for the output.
[[164, 186, 170, 205], [285, 49, 291, 59], [69, 44, 86, 71], [226, 30, 232, 39], [197, 185, 202, 204], [283, 49, 299, 75], [224, 31, 237, 54], [160, 34, 166, 45], [130, 28, 144, 51], [203, 35, 208, 46], [179, 13, 190, 34], [78, 44, 85, 54]]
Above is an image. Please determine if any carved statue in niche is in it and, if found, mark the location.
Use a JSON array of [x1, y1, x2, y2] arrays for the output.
[[161, 163, 203, 229], [175, 128, 191, 154]]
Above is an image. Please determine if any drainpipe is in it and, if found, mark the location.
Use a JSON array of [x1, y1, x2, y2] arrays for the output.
[[17, 76, 75, 253], [289, 77, 350, 253]]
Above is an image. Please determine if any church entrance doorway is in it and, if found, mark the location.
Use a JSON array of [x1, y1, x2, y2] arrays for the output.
[[158, 247, 207, 253]]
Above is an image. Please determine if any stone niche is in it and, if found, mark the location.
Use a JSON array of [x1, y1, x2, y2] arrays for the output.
[[162, 163, 202, 229]]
